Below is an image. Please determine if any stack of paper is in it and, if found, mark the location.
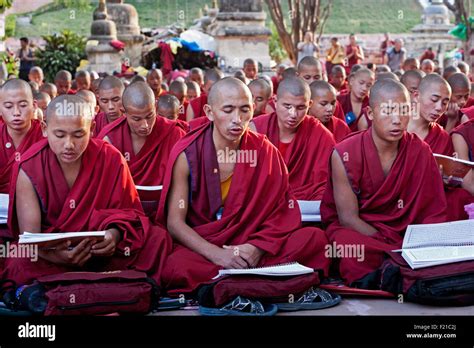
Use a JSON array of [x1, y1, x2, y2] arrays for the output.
[[298, 200, 321, 222]]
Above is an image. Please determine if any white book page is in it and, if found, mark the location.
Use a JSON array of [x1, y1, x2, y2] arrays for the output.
[[0, 193, 8, 219], [297, 200, 321, 215], [405, 245, 474, 263], [403, 220, 474, 249]]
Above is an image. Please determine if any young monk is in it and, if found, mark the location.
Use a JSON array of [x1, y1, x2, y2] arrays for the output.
[[243, 58, 258, 80], [146, 68, 167, 101], [439, 73, 472, 131], [251, 77, 335, 200], [54, 70, 75, 95], [33, 91, 50, 121], [39, 82, 57, 100], [75, 70, 91, 91], [186, 68, 224, 121], [297, 56, 325, 84], [2, 95, 172, 285], [157, 94, 189, 132], [99, 82, 186, 216], [321, 79, 447, 287], [188, 67, 204, 88], [169, 80, 188, 122], [401, 57, 420, 72], [248, 78, 274, 117], [76, 89, 99, 117], [329, 65, 348, 95], [420, 59, 435, 75], [0, 79, 44, 194], [157, 77, 331, 300], [94, 76, 125, 136], [186, 81, 201, 101], [400, 69, 424, 101], [309, 81, 351, 143], [443, 65, 460, 80], [28, 67, 44, 87], [452, 120, 474, 196], [337, 68, 375, 131], [90, 77, 102, 99]]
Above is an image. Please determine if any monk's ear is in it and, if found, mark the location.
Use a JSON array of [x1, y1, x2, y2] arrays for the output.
[[203, 104, 214, 121], [411, 90, 419, 104], [307, 99, 314, 108], [90, 120, 96, 134], [40, 120, 48, 137], [32, 100, 38, 109], [366, 106, 374, 121]]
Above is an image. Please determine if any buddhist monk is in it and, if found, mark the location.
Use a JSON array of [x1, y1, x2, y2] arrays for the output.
[[90, 77, 102, 99], [439, 73, 472, 131], [248, 78, 274, 117], [94, 76, 125, 136], [75, 70, 91, 92], [157, 94, 189, 132], [186, 68, 224, 121], [157, 77, 331, 302], [401, 57, 420, 72], [443, 65, 460, 80], [99, 82, 186, 216], [76, 89, 99, 117], [0, 79, 44, 194], [39, 82, 57, 100], [186, 81, 201, 101], [146, 68, 167, 101], [337, 68, 375, 131], [420, 59, 435, 75], [243, 58, 258, 81], [28, 66, 44, 87], [33, 91, 51, 121], [400, 69, 424, 101], [329, 65, 348, 95], [188, 67, 204, 88], [169, 80, 188, 121], [309, 81, 350, 143], [54, 70, 75, 96], [282, 67, 298, 79], [2, 95, 172, 285], [251, 77, 335, 200], [297, 56, 325, 84], [452, 119, 474, 196], [321, 79, 447, 287]]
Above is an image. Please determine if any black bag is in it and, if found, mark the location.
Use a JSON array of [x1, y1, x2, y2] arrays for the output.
[[380, 252, 474, 306]]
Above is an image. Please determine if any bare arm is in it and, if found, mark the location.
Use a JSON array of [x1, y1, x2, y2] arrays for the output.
[[185, 103, 195, 122], [357, 114, 369, 131], [16, 169, 41, 234], [452, 133, 474, 194], [167, 152, 248, 268], [331, 150, 378, 236]]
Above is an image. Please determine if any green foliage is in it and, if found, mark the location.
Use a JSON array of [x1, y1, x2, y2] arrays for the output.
[[5, 14, 15, 38], [35, 30, 87, 82], [269, 22, 287, 63], [53, 0, 91, 11], [0, 0, 13, 13]]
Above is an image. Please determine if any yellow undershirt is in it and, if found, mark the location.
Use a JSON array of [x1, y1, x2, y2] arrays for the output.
[[220, 174, 233, 203]]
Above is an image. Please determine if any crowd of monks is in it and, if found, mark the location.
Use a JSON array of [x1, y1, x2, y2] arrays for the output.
[[0, 54, 473, 306]]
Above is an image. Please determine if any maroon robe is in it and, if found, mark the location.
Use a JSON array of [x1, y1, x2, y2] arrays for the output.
[[423, 122, 454, 156], [189, 93, 208, 119], [0, 120, 44, 194], [321, 129, 447, 285], [461, 105, 474, 121], [156, 124, 330, 294], [324, 116, 351, 143], [337, 92, 370, 131], [253, 113, 335, 200], [2, 138, 172, 285]]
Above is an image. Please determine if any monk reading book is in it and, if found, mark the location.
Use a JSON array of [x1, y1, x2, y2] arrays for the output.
[[94, 76, 125, 136], [186, 68, 224, 121], [451, 119, 474, 207], [156, 78, 333, 309], [0, 79, 44, 194], [438, 73, 471, 132], [248, 78, 274, 117], [2, 95, 171, 285], [321, 79, 447, 288], [99, 82, 186, 216], [157, 94, 190, 132], [251, 77, 335, 200]]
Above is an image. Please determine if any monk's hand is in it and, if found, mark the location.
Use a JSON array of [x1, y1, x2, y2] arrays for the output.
[[445, 102, 459, 119], [223, 244, 265, 268], [91, 228, 122, 257], [40, 238, 94, 267], [209, 245, 249, 269]]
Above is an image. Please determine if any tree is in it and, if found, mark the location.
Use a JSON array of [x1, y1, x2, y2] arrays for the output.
[[444, 0, 473, 64], [265, 0, 332, 64]]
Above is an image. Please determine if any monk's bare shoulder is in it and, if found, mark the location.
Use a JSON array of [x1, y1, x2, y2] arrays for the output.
[[16, 168, 41, 232], [452, 133, 469, 161]]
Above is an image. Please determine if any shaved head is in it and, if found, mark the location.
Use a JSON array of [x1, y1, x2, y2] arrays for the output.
[[376, 72, 400, 81], [207, 77, 251, 107], [157, 94, 180, 113], [55, 70, 72, 82], [76, 89, 97, 107], [130, 75, 146, 84], [243, 58, 257, 67], [447, 72, 470, 90], [277, 77, 310, 99], [46, 94, 94, 123], [204, 68, 224, 84], [352, 68, 375, 80], [297, 56, 321, 71], [457, 61, 469, 75], [419, 73, 451, 95], [331, 65, 346, 76], [122, 81, 155, 111], [401, 70, 424, 85], [309, 80, 337, 99], [443, 65, 461, 80], [99, 75, 125, 92], [282, 67, 298, 80], [248, 78, 273, 99], [39, 82, 57, 99], [170, 80, 186, 94], [147, 68, 163, 79], [369, 78, 410, 109], [1, 78, 33, 100]]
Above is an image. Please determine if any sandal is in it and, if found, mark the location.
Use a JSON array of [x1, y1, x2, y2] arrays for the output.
[[199, 296, 278, 316], [275, 287, 341, 311]]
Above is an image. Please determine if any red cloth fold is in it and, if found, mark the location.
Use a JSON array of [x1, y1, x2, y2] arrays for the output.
[[189, 93, 207, 119], [324, 116, 351, 143]]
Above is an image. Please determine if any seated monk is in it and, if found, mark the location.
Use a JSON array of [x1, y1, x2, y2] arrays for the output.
[[309, 81, 350, 143], [54, 70, 75, 96], [329, 65, 348, 95], [157, 94, 189, 132], [321, 79, 447, 287], [33, 91, 51, 121], [337, 68, 375, 132], [408, 74, 454, 156], [39, 82, 57, 100], [186, 81, 201, 101], [188, 67, 204, 89], [0, 79, 44, 194], [76, 90, 100, 119], [438, 73, 471, 132], [146, 68, 167, 101], [186, 68, 224, 121], [157, 77, 331, 299], [75, 70, 91, 92], [251, 77, 335, 200], [248, 78, 274, 117], [168, 80, 188, 122], [99, 82, 186, 216], [94, 76, 125, 136], [2, 95, 171, 285], [400, 70, 424, 102]]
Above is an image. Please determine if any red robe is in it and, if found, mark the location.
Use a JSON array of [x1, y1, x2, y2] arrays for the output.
[[156, 124, 330, 294], [452, 119, 474, 158], [337, 92, 370, 131], [321, 129, 447, 286], [189, 93, 208, 119], [334, 100, 345, 121], [93, 112, 116, 138], [188, 116, 209, 131], [3, 138, 171, 285], [0, 120, 44, 194], [423, 122, 454, 156], [178, 100, 189, 122], [324, 116, 351, 143], [461, 105, 474, 120], [98, 116, 186, 215], [253, 113, 335, 200]]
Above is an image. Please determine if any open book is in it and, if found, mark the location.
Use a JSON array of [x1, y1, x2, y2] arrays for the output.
[[19, 231, 106, 248], [298, 200, 321, 222], [434, 154, 474, 184], [212, 262, 314, 279], [0, 193, 8, 224], [397, 220, 474, 269]]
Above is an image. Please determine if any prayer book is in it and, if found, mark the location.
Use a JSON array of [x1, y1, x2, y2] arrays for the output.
[[298, 200, 321, 222], [0, 193, 8, 224], [19, 231, 106, 247], [212, 262, 314, 279], [396, 220, 474, 269], [434, 154, 474, 184]]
